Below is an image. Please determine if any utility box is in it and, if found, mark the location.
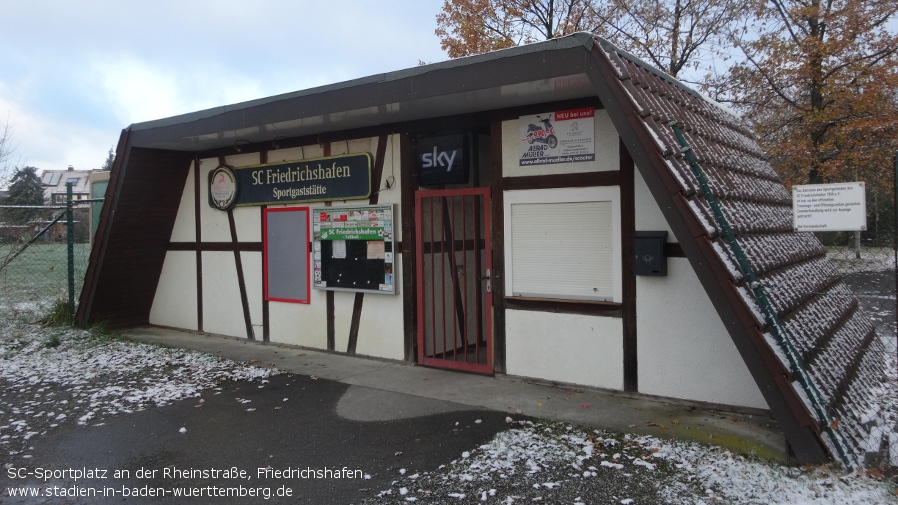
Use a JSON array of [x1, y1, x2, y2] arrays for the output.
[[634, 231, 668, 276]]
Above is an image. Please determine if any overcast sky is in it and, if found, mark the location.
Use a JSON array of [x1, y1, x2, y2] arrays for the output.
[[0, 1, 447, 176]]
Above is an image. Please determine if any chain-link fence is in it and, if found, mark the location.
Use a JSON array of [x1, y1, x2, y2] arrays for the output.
[[0, 203, 93, 317], [817, 217, 898, 468]]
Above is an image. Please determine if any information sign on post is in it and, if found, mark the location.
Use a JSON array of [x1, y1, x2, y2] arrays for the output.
[[792, 182, 866, 231]]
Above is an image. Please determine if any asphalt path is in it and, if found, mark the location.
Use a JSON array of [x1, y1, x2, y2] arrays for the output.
[[1, 373, 515, 504]]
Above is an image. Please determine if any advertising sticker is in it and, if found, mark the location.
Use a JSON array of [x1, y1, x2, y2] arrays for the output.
[[518, 108, 595, 166]]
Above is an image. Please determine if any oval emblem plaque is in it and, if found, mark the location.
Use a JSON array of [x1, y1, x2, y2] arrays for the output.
[[209, 165, 238, 211]]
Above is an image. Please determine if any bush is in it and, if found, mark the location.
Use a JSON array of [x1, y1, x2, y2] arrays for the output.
[[41, 298, 72, 326]]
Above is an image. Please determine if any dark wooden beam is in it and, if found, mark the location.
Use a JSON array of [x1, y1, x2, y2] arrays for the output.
[[621, 139, 638, 392]]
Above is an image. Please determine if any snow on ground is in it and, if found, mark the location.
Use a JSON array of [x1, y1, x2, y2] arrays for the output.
[[367, 419, 898, 504], [1, 300, 897, 504], [825, 247, 897, 273], [0, 302, 276, 464]]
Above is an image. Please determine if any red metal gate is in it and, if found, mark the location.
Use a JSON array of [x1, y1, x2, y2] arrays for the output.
[[415, 188, 492, 374]]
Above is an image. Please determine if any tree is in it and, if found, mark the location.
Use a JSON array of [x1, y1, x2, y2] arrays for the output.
[[706, 0, 898, 190], [2, 166, 44, 225], [101, 146, 115, 171], [0, 113, 16, 188], [591, 0, 748, 80], [435, 0, 599, 58], [434, 0, 745, 80]]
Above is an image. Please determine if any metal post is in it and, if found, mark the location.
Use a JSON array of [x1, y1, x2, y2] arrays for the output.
[[66, 182, 75, 320]]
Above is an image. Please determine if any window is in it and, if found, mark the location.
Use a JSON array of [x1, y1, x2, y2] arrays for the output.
[[504, 187, 621, 302], [42, 172, 62, 185]]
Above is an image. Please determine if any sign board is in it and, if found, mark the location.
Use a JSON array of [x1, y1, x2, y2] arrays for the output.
[[518, 108, 595, 166], [312, 204, 396, 294], [208, 153, 372, 209], [416, 133, 468, 186], [793, 182, 866, 231]]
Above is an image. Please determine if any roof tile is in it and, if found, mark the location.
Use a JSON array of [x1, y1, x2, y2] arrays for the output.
[[597, 39, 887, 466]]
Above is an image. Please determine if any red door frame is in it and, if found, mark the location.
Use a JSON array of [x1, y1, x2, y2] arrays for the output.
[[415, 187, 493, 374]]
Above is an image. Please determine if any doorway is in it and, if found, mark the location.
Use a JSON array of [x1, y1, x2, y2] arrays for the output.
[[415, 188, 493, 373]]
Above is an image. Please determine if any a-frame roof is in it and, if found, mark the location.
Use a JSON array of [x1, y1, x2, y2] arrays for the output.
[[592, 39, 885, 465], [586, 37, 883, 466], [78, 33, 884, 465]]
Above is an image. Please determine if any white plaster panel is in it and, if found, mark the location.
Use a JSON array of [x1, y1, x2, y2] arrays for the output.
[[241, 251, 264, 339], [268, 298, 327, 349], [345, 138, 373, 156], [331, 291, 356, 352], [169, 163, 196, 242], [634, 168, 765, 408], [302, 144, 325, 159], [150, 251, 197, 330], [634, 167, 674, 233], [505, 310, 623, 389], [371, 135, 402, 242], [201, 252, 248, 338], [593, 110, 618, 170], [232, 206, 262, 242], [353, 256, 404, 360], [372, 136, 402, 212], [502, 110, 618, 177], [637, 258, 768, 409]]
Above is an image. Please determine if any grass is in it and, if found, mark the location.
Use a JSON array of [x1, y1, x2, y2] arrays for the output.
[[0, 246, 135, 352], [35, 297, 118, 346], [0, 241, 91, 307], [0, 242, 90, 292], [41, 297, 74, 326]]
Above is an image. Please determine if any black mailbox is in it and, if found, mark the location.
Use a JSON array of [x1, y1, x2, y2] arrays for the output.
[[634, 231, 668, 276]]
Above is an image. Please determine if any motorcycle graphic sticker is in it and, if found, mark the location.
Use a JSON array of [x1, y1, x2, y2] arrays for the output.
[[523, 115, 558, 149], [518, 108, 596, 166]]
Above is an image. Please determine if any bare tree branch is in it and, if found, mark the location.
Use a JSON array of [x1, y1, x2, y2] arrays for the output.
[[0, 112, 18, 188]]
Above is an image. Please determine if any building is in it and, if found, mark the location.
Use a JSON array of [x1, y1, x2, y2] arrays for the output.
[[41, 166, 96, 205], [36, 166, 99, 241], [88, 171, 111, 244], [76, 34, 886, 466]]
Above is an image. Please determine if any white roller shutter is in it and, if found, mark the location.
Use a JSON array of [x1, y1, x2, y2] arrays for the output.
[[510, 201, 613, 300]]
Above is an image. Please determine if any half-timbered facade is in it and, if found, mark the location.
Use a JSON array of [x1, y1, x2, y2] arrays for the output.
[[77, 34, 886, 465]]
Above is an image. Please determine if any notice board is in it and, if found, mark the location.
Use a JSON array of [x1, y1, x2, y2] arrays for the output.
[[793, 182, 866, 231], [263, 207, 310, 303], [312, 204, 396, 294]]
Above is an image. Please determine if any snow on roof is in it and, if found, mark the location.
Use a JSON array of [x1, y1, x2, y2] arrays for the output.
[[41, 169, 96, 195], [593, 38, 887, 466]]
